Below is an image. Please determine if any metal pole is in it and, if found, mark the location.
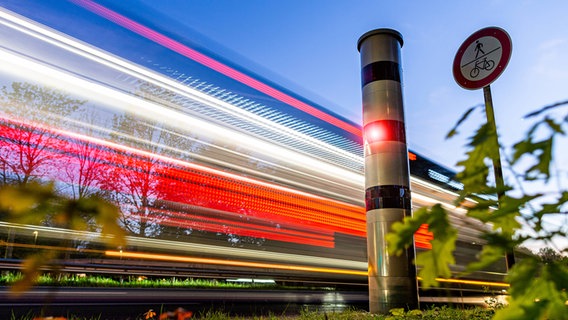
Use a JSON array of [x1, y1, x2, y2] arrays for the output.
[[358, 29, 418, 314], [483, 85, 515, 269]]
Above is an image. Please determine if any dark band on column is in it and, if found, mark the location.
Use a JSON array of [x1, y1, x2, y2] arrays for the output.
[[365, 185, 411, 210], [361, 61, 401, 87]]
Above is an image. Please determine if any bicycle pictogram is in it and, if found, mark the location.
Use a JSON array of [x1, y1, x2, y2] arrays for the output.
[[470, 57, 495, 78]]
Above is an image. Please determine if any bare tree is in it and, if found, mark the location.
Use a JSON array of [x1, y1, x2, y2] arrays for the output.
[[102, 82, 197, 237], [0, 82, 85, 186]]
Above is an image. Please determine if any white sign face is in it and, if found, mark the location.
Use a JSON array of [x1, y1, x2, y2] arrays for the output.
[[453, 27, 512, 90], [459, 36, 503, 82]]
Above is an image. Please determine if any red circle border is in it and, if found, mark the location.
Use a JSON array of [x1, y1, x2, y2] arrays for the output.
[[453, 27, 512, 90]]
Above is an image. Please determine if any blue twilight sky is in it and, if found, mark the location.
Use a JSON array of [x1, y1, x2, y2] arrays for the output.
[[128, 0, 568, 249]]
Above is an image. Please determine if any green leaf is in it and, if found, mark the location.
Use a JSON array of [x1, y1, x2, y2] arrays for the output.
[[544, 116, 565, 134], [415, 234, 456, 288], [0, 182, 55, 215], [0, 181, 128, 295], [538, 191, 568, 216], [0, 186, 37, 214], [465, 199, 497, 222], [93, 196, 127, 248], [524, 99, 568, 118], [466, 244, 505, 273], [494, 258, 568, 320], [389, 204, 457, 289], [513, 137, 554, 180], [480, 194, 535, 236], [389, 308, 405, 316], [513, 116, 566, 182], [453, 120, 504, 201], [10, 251, 57, 296], [446, 103, 483, 139], [387, 207, 430, 256], [407, 309, 423, 316]]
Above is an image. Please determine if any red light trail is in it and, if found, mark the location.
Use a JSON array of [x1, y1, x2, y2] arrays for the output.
[[0, 116, 432, 249]]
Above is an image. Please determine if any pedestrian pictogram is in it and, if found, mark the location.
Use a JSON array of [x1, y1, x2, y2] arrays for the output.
[[474, 40, 484, 58], [453, 27, 512, 90]]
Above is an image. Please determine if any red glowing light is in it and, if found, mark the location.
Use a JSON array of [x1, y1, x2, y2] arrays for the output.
[[365, 124, 386, 143], [363, 120, 406, 144]]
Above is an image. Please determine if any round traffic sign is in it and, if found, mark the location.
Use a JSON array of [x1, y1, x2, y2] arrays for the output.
[[453, 27, 512, 90]]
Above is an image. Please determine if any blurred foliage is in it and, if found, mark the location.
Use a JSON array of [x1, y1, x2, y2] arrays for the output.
[[387, 204, 457, 288], [0, 182, 125, 294], [388, 100, 568, 319]]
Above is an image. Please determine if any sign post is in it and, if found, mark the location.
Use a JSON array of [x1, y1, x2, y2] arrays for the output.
[[453, 27, 515, 269]]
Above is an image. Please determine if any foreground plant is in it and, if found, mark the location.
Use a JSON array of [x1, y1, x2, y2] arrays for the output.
[[0, 182, 126, 294], [388, 100, 568, 319]]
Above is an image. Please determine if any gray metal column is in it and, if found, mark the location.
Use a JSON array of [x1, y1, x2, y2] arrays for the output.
[[357, 29, 418, 314]]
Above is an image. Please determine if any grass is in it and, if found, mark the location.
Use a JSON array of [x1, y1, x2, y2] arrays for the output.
[[0, 272, 280, 289], [8, 306, 496, 320], [3, 272, 498, 319]]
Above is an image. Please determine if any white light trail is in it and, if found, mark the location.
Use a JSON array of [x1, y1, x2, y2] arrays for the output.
[[0, 47, 363, 193], [0, 7, 361, 166]]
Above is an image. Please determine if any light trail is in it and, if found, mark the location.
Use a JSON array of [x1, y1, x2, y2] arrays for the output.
[[0, 117, 365, 242], [423, 277, 510, 288], [0, 222, 366, 270], [0, 7, 475, 206], [1, 239, 507, 288], [0, 46, 363, 190], [0, 6, 361, 166], [0, 241, 106, 255], [0, 7, 364, 200], [105, 250, 369, 276], [2, 222, 504, 288], [68, 0, 362, 137], [104, 250, 509, 289]]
